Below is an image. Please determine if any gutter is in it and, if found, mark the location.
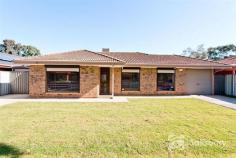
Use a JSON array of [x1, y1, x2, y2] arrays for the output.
[[123, 64, 231, 69], [14, 60, 125, 66], [14, 60, 231, 69]]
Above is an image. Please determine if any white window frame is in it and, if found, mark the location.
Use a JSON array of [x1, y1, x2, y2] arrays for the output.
[[122, 69, 140, 73], [46, 68, 79, 72], [157, 69, 175, 73]]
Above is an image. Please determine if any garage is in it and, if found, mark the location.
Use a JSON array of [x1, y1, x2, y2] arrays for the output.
[[185, 69, 213, 95]]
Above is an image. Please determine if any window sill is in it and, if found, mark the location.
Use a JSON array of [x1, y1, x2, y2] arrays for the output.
[[121, 90, 140, 92], [157, 90, 175, 92], [46, 91, 80, 94]]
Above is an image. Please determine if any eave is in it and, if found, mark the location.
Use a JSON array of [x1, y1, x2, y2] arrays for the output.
[[14, 60, 125, 66]]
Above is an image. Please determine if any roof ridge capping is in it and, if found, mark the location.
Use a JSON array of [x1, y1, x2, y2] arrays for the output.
[[51, 49, 126, 63], [91, 50, 126, 63], [15, 49, 126, 62], [174, 54, 230, 66]]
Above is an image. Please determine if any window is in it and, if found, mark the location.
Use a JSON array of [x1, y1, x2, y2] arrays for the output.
[[46, 67, 80, 92], [157, 69, 175, 91], [121, 68, 140, 91]]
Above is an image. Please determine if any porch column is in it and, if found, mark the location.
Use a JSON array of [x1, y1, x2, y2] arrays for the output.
[[111, 66, 114, 98], [211, 69, 215, 95], [232, 68, 235, 96]]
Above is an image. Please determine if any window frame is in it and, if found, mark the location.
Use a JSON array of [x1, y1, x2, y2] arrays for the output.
[[121, 68, 140, 91], [157, 68, 176, 91], [46, 66, 80, 93]]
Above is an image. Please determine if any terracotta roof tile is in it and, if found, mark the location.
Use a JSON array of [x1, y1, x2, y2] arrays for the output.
[[15, 50, 124, 65], [15, 49, 229, 67], [101, 52, 228, 67], [219, 56, 236, 65]]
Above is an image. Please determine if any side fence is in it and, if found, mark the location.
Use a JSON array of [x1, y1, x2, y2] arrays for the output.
[[0, 71, 11, 95], [0, 71, 29, 95], [214, 75, 225, 95], [225, 74, 236, 96]]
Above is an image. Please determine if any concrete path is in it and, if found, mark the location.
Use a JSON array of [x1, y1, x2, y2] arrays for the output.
[[194, 95, 236, 110], [125, 95, 194, 99], [0, 94, 236, 110], [0, 100, 17, 107], [0, 94, 128, 107]]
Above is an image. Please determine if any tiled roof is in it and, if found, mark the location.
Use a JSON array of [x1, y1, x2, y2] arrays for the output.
[[0, 52, 21, 62], [15, 50, 124, 65], [218, 56, 236, 65], [15, 49, 229, 67], [0, 53, 23, 68], [101, 52, 229, 67], [0, 60, 13, 68], [0, 59, 27, 69]]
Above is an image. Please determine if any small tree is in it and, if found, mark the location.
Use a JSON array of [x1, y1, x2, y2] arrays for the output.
[[0, 39, 40, 57], [20, 45, 40, 57], [183, 44, 236, 60], [207, 44, 236, 60], [0, 44, 5, 53], [182, 44, 208, 59], [3, 39, 19, 55]]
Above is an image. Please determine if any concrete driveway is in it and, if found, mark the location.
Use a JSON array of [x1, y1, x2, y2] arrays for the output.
[[126, 95, 236, 110], [194, 95, 236, 110]]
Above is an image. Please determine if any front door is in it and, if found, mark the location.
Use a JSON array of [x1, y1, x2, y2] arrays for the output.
[[100, 68, 110, 95]]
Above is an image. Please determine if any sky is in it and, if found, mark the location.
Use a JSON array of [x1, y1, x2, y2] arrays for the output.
[[0, 0, 236, 55]]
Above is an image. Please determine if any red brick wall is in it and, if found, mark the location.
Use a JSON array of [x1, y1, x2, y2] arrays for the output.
[[80, 66, 100, 98], [156, 69, 186, 95], [29, 65, 187, 97], [29, 65, 46, 97], [29, 65, 100, 98], [114, 68, 121, 95], [140, 68, 157, 94], [114, 68, 186, 95]]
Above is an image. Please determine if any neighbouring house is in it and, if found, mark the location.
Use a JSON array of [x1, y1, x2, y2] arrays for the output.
[[14, 49, 230, 98], [0, 52, 22, 71], [215, 56, 236, 96], [0, 53, 29, 95]]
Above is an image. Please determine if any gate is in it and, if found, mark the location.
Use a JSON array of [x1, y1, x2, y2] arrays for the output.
[[10, 71, 29, 94]]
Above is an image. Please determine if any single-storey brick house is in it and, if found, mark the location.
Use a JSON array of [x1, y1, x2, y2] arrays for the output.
[[15, 49, 229, 98]]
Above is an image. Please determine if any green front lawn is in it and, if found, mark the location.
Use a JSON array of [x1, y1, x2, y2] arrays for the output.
[[0, 98, 235, 158]]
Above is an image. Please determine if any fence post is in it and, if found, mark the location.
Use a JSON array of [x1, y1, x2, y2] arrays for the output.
[[233, 69, 235, 96]]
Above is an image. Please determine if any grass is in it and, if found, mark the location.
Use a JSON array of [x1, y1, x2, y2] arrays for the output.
[[0, 98, 235, 158]]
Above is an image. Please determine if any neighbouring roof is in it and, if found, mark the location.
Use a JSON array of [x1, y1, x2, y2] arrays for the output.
[[0, 60, 14, 68], [0, 52, 21, 62], [14, 49, 230, 68], [0, 52, 23, 68], [219, 56, 236, 65]]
